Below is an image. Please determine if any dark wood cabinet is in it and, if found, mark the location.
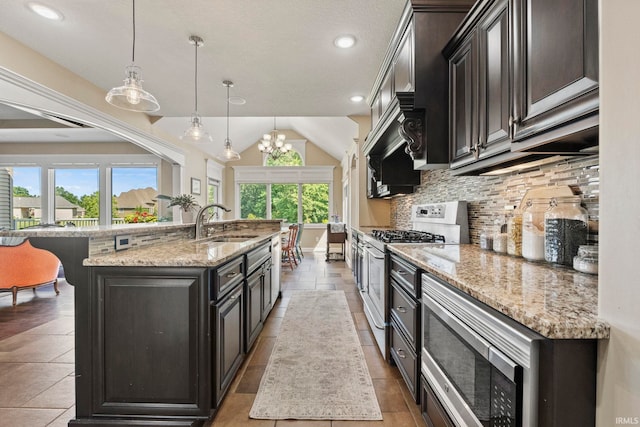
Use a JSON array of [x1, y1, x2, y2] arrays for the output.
[[388, 253, 421, 402], [445, 0, 598, 174], [212, 283, 244, 406], [512, 0, 598, 144], [421, 376, 455, 427], [449, 0, 512, 169], [245, 267, 263, 351], [88, 267, 210, 419]]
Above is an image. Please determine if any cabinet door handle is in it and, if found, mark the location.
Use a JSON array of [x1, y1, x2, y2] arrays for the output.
[[397, 270, 407, 275], [397, 306, 407, 313], [397, 349, 406, 359], [225, 271, 238, 278], [230, 294, 237, 300], [508, 116, 520, 139]]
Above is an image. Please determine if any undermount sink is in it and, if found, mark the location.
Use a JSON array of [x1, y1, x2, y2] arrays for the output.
[[195, 235, 259, 244]]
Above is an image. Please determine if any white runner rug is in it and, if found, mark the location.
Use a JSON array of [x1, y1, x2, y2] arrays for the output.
[[249, 290, 383, 420]]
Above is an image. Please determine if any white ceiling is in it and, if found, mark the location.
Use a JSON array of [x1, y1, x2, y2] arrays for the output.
[[0, 0, 407, 160]]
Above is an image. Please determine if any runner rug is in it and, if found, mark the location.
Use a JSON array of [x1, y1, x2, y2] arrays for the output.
[[249, 290, 383, 420]]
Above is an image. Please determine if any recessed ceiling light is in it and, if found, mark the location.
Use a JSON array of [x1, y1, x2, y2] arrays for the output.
[[26, 2, 64, 21], [350, 95, 364, 103], [334, 35, 356, 49], [228, 96, 246, 105]]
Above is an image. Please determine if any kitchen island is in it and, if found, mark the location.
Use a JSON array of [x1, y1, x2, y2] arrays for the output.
[[1, 220, 282, 427]]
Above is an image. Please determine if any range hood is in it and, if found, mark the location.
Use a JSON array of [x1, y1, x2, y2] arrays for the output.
[[362, 0, 473, 177]]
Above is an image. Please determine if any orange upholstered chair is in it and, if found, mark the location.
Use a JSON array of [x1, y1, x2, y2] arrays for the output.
[[0, 239, 61, 306]]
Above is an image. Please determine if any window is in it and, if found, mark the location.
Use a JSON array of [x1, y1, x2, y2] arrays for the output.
[[302, 183, 329, 223], [9, 167, 41, 229], [112, 167, 158, 224], [54, 168, 99, 226], [235, 166, 334, 225], [265, 151, 303, 166], [0, 154, 161, 228], [271, 184, 298, 223], [240, 183, 267, 219]]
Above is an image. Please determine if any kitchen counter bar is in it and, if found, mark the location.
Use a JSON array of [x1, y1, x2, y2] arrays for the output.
[[387, 243, 609, 340], [83, 230, 279, 268]]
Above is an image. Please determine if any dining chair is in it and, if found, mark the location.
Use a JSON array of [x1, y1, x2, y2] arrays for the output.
[[294, 222, 304, 262], [281, 224, 299, 271]]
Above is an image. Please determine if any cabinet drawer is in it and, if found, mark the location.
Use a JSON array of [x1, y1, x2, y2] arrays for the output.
[[421, 376, 455, 427], [389, 254, 420, 299], [390, 323, 419, 402], [390, 279, 419, 349], [211, 256, 244, 301], [246, 241, 271, 274]]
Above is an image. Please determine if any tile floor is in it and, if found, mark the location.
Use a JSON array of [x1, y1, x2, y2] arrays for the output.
[[0, 253, 423, 427]]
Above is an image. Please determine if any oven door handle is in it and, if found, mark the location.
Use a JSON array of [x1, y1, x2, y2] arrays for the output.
[[489, 347, 520, 382], [365, 247, 385, 260], [424, 294, 491, 360]]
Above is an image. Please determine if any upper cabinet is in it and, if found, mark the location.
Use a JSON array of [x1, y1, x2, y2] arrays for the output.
[[444, 0, 599, 175], [511, 0, 599, 145], [363, 0, 474, 197]]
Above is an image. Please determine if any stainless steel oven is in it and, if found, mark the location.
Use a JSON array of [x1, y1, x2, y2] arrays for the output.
[[421, 273, 543, 427], [361, 237, 387, 358]]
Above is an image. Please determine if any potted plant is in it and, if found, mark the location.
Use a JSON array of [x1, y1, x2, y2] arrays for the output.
[[168, 194, 199, 223]]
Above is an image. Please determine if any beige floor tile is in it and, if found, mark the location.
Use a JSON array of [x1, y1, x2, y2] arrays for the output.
[[45, 406, 75, 427], [0, 408, 65, 427], [0, 363, 74, 407], [362, 347, 401, 380], [248, 337, 276, 365], [50, 348, 74, 364], [23, 317, 74, 336], [372, 378, 410, 413], [0, 334, 74, 363], [275, 420, 331, 426], [208, 393, 275, 427], [23, 376, 75, 409]]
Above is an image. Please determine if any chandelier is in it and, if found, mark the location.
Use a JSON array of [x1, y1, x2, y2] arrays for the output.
[[258, 117, 292, 160], [105, 0, 160, 112], [182, 35, 212, 143]]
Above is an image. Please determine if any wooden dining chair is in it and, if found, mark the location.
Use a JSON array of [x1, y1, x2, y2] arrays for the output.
[[281, 224, 299, 271]]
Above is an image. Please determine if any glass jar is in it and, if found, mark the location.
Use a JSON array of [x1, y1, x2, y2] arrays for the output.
[[522, 199, 548, 262], [507, 211, 523, 257], [493, 211, 509, 254], [479, 228, 494, 250], [573, 245, 598, 274], [544, 196, 588, 266]]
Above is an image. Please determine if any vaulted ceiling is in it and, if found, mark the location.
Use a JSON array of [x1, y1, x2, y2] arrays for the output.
[[0, 0, 407, 160]]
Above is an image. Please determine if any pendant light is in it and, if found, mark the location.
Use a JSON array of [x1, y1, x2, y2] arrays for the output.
[[105, 0, 160, 112], [181, 35, 212, 143], [217, 80, 241, 161]]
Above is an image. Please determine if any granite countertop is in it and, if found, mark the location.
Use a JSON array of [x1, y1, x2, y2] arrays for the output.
[[83, 230, 278, 268], [0, 221, 193, 238], [387, 243, 609, 340]]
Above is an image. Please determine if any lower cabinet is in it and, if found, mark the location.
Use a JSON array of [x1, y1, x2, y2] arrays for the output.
[[213, 283, 245, 406], [77, 267, 211, 423], [246, 266, 264, 351]]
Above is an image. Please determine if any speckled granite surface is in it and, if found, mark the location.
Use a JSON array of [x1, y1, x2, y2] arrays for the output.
[[83, 230, 279, 268], [387, 243, 609, 340]]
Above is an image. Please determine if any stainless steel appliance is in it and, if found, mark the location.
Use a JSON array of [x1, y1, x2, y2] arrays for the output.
[[359, 201, 469, 360], [421, 273, 543, 427]]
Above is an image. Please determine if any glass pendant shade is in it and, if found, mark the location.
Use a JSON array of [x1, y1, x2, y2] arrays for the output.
[[106, 65, 160, 112], [217, 80, 241, 162], [105, 1, 160, 112], [217, 138, 241, 161], [182, 113, 212, 143]]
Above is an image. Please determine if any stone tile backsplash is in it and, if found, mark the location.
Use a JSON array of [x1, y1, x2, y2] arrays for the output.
[[391, 155, 599, 244]]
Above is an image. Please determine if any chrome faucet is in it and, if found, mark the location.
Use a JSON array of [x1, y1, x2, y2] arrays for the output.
[[195, 203, 231, 239]]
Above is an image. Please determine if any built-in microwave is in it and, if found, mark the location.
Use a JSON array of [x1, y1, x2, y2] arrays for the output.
[[421, 273, 543, 427]]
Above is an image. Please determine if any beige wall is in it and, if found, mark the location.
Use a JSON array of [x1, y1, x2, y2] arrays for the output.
[[597, 0, 640, 424], [223, 130, 342, 251]]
